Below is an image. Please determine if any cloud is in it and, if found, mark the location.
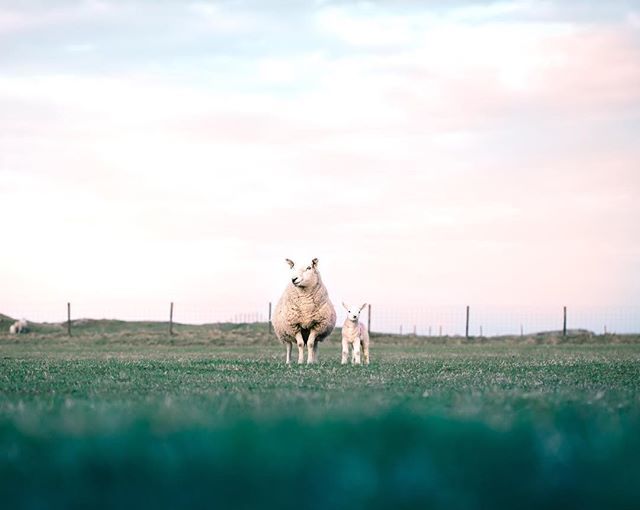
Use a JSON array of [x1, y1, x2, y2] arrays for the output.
[[0, 8, 27, 34], [0, 1, 113, 35], [187, 2, 262, 34], [63, 42, 96, 53], [449, 0, 544, 21], [1, 1, 639, 320], [316, 6, 421, 48]]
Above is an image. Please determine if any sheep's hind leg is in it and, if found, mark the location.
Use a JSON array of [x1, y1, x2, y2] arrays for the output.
[[362, 341, 370, 365], [307, 330, 318, 364], [295, 332, 305, 364], [285, 342, 292, 364]]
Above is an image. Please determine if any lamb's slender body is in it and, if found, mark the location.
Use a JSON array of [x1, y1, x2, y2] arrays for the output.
[[341, 303, 370, 365], [273, 258, 336, 364]]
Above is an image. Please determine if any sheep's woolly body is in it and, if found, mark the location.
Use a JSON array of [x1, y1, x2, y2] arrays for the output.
[[342, 320, 367, 346], [274, 279, 335, 344], [273, 265, 336, 364]]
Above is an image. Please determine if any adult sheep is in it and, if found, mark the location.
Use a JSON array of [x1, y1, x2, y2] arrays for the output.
[[273, 258, 336, 364], [9, 319, 28, 334]]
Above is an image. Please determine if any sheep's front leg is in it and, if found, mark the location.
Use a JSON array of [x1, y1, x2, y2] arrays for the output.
[[352, 338, 362, 365], [306, 330, 318, 364], [295, 332, 305, 364], [341, 339, 349, 365], [285, 342, 292, 364]]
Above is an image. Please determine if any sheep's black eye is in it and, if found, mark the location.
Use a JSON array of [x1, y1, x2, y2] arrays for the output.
[[306, 266, 311, 270]]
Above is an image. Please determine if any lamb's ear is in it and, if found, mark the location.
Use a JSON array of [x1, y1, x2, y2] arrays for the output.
[[311, 258, 318, 268], [342, 302, 349, 311], [359, 303, 367, 312], [285, 258, 295, 269]]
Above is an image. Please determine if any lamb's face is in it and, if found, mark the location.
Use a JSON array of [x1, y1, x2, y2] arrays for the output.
[[286, 258, 319, 288], [343, 302, 367, 322]]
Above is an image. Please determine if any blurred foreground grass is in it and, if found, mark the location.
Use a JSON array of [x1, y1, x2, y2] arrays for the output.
[[1, 330, 640, 509]]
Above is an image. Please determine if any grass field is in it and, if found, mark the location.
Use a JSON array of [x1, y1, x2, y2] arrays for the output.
[[1, 322, 640, 509]]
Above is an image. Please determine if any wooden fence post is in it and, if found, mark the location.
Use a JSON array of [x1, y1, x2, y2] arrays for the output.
[[465, 305, 470, 339], [67, 302, 71, 337], [268, 302, 272, 334], [367, 304, 371, 333], [169, 302, 174, 335], [563, 306, 567, 337]]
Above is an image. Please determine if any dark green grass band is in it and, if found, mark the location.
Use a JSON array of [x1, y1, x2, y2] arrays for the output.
[[1, 343, 639, 509]]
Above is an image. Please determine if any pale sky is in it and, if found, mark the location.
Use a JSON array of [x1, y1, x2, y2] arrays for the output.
[[1, 1, 639, 332]]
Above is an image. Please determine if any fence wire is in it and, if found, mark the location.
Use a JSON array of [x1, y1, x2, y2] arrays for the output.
[[2, 303, 639, 336]]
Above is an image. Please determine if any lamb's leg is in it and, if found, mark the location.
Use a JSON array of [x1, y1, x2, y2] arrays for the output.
[[306, 330, 318, 364], [362, 341, 370, 365], [341, 339, 349, 365], [352, 338, 361, 365], [295, 332, 305, 364], [285, 342, 292, 364]]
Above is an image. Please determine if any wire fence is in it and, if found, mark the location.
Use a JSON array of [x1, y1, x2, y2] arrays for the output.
[[367, 305, 640, 336], [2, 303, 640, 336]]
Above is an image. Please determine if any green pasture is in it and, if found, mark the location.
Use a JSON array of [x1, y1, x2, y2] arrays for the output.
[[1, 322, 639, 509]]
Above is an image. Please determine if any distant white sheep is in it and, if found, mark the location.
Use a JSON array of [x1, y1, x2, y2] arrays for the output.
[[8, 319, 28, 334], [273, 258, 336, 364], [341, 303, 370, 365]]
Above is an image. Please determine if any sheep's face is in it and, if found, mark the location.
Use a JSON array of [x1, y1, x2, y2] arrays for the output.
[[286, 258, 319, 288], [343, 302, 367, 322]]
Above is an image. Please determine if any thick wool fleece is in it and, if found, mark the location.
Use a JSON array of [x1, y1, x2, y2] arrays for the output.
[[273, 272, 336, 346]]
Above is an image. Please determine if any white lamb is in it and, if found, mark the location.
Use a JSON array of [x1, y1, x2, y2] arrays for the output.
[[341, 303, 370, 365], [9, 323, 17, 334], [273, 258, 336, 364]]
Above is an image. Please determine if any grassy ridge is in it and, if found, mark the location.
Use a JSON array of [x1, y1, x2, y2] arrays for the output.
[[1, 317, 639, 346], [1, 333, 640, 509]]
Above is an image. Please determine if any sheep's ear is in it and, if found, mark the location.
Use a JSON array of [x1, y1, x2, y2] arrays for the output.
[[285, 258, 295, 269], [311, 258, 318, 268], [359, 303, 367, 312], [342, 302, 349, 311]]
